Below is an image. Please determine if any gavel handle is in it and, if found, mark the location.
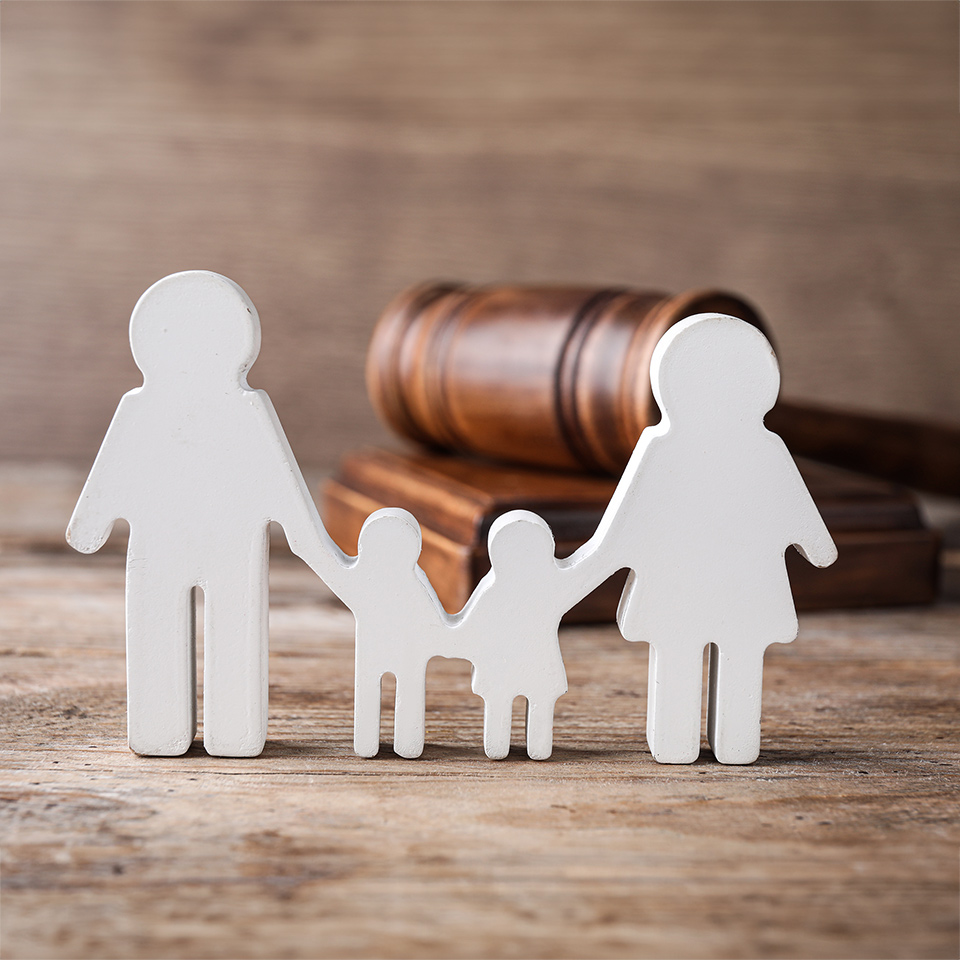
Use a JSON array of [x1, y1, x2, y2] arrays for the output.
[[768, 400, 960, 497]]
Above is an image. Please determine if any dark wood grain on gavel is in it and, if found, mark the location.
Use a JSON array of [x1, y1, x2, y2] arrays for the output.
[[366, 282, 766, 474], [367, 282, 960, 495]]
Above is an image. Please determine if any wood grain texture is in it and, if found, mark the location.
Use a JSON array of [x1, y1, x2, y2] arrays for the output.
[[2, 554, 959, 959], [768, 402, 960, 499], [1, 1, 958, 470], [1, 471, 959, 959], [322, 448, 941, 618], [364, 282, 767, 474], [363, 282, 960, 495]]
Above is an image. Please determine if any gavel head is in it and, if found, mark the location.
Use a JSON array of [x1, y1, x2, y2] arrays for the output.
[[365, 282, 769, 475]]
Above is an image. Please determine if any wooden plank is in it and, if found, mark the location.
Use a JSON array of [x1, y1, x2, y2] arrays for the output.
[[1, 550, 958, 959]]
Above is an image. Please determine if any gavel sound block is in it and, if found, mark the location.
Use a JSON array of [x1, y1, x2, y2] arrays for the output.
[[323, 448, 938, 620], [322, 283, 941, 620]]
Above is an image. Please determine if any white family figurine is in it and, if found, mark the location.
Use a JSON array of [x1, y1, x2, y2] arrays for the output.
[[68, 270, 837, 764]]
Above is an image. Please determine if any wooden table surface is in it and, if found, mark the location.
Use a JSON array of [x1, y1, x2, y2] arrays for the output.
[[1, 471, 958, 959]]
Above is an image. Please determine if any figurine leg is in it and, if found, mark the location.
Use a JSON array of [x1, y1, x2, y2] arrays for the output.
[[125, 563, 196, 756], [353, 668, 383, 758], [525, 697, 556, 760], [646, 643, 703, 764], [393, 668, 427, 759], [202, 570, 268, 758], [707, 643, 765, 764], [483, 696, 513, 760]]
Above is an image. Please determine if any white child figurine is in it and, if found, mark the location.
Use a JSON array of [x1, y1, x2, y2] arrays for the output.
[[312, 507, 449, 760], [66, 271, 344, 758], [453, 510, 610, 760], [588, 313, 838, 764]]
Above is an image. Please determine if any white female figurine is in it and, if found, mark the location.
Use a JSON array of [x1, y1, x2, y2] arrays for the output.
[[67, 271, 343, 758], [453, 510, 610, 760], [588, 314, 837, 764]]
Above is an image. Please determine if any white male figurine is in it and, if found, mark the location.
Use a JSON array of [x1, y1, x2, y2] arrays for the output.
[[313, 507, 449, 759], [67, 271, 341, 758], [588, 314, 837, 764], [453, 510, 610, 760]]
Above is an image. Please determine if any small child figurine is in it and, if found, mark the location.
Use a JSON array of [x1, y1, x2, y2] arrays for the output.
[[66, 271, 340, 758], [453, 510, 610, 760], [589, 313, 838, 764], [311, 508, 449, 759]]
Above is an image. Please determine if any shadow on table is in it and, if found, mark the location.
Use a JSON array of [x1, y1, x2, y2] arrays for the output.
[[174, 740, 902, 772]]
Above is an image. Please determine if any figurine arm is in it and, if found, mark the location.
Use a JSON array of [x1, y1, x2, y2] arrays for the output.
[[416, 563, 451, 624], [269, 458, 357, 601], [790, 500, 838, 568], [270, 460, 352, 584], [289, 509, 358, 604], [249, 391, 357, 599], [556, 540, 615, 608], [443, 570, 489, 666], [773, 440, 838, 569], [65, 394, 137, 553], [448, 568, 491, 625]]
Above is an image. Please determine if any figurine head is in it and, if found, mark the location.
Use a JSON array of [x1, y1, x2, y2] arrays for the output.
[[129, 271, 261, 388], [357, 508, 423, 569], [487, 510, 556, 581], [650, 314, 780, 429]]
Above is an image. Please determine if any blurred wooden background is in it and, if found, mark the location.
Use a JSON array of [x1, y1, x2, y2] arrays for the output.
[[1, 0, 958, 472]]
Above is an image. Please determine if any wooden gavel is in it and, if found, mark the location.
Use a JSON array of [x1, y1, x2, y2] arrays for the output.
[[366, 282, 960, 494], [367, 282, 766, 474]]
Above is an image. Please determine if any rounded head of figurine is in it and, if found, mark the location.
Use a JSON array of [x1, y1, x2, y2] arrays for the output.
[[357, 508, 423, 567], [650, 314, 780, 428], [487, 510, 555, 578], [129, 271, 261, 386]]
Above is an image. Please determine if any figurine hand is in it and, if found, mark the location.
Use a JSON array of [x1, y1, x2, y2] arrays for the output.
[[795, 536, 838, 569], [65, 513, 113, 554]]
